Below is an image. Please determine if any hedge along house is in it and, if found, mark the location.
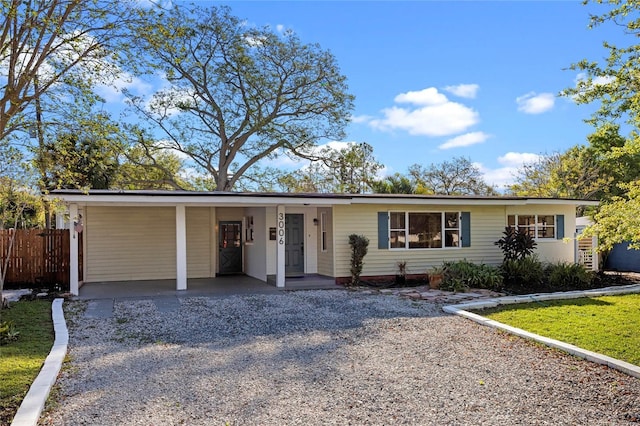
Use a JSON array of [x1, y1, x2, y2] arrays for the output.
[[48, 190, 597, 296]]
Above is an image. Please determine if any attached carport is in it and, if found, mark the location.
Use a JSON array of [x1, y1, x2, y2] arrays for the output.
[[49, 190, 347, 296]]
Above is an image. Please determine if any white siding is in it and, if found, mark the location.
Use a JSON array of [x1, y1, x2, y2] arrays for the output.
[[186, 207, 212, 278], [85, 206, 176, 282], [332, 204, 506, 278]]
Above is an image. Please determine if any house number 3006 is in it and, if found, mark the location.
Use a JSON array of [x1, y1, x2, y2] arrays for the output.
[[278, 212, 285, 245]]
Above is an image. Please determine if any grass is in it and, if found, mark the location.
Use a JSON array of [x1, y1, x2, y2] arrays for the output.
[[476, 294, 640, 366], [0, 300, 54, 425]]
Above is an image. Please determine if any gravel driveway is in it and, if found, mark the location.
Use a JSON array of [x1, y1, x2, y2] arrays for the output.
[[41, 290, 639, 425]]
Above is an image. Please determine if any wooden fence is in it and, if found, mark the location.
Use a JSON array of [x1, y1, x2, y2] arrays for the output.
[[0, 229, 82, 289]]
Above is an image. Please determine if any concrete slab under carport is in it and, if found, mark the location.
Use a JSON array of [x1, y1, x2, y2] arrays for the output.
[[75, 275, 340, 300]]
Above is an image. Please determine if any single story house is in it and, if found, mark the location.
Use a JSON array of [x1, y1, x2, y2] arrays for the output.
[[49, 190, 598, 295]]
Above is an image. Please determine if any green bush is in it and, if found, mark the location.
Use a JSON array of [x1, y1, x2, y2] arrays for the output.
[[441, 260, 503, 292], [494, 227, 537, 261], [348, 234, 369, 286], [0, 320, 19, 345], [546, 262, 595, 291], [500, 256, 546, 291]]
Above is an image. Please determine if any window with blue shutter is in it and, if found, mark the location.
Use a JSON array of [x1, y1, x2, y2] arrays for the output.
[[378, 211, 466, 250]]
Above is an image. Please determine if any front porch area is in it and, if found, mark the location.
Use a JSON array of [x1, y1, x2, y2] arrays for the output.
[[76, 275, 341, 300]]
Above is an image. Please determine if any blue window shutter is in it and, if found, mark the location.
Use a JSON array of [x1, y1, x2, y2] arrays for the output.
[[461, 212, 471, 247], [556, 214, 565, 239], [378, 212, 389, 249]]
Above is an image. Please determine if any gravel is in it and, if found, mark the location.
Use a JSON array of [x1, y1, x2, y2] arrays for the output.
[[40, 290, 640, 425]]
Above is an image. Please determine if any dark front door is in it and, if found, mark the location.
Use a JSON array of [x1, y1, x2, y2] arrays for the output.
[[219, 221, 242, 274], [285, 214, 304, 276]]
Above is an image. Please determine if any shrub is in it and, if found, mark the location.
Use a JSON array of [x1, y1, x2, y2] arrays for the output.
[[0, 321, 19, 345], [546, 262, 595, 291], [441, 260, 503, 292], [500, 256, 546, 292], [348, 234, 369, 286], [494, 227, 537, 261]]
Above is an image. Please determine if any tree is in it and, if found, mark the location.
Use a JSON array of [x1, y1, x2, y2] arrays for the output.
[[41, 132, 120, 190], [408, 157, 498, 196], [509, 148, 605, 206], [321, 142, 382, 193], [275, 142, 382, 194], [510, 125, 639, 207], [127, 4, 354, 191], [562, 0, 640, 248], [371, 173, 416, 194], [585, 181, 640, 251], [113, 127, 192, 190], [115, 144, 190, 190], [0, 0, 134, 142]]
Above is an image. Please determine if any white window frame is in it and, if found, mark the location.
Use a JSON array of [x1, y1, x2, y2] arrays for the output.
[[389, 211, 461, 250], [507, 214, 556, 240]]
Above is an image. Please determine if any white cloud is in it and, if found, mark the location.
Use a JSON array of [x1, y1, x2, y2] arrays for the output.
[[370, 102, 479, 137], [444, 84, 479, 99], [477, 152, 542, 189], [439, 131, 490, 150], [276, 24, 285, 33], [516, 92, 555, 114], [498, 151, 542, 167], [367, 87, 480, 137], [394, 87, 448, 105], [478, 165, 515, 190]]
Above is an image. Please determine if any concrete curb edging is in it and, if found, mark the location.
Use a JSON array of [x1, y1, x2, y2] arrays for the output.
[[11, 298, 68, 426], [443, 284, 640, 379]]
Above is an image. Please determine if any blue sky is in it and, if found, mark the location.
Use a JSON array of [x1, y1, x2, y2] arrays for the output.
[[103, 1, 625, 190], [220, 1, 622, 189]]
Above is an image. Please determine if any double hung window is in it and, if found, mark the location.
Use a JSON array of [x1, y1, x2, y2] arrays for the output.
[[507, 214, 556, 239]]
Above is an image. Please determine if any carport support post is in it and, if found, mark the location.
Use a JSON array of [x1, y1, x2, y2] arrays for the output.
[[176, 205, 187, 290], [276, 205, 285, 288], [69, 203, 79, 296]]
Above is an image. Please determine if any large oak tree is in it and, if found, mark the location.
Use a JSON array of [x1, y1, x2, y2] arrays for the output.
[[127, 4, 354, 191]]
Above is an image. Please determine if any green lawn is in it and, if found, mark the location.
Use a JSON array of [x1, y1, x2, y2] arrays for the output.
[[0, 300, 54, 425], [476, 294, 640, 366]]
